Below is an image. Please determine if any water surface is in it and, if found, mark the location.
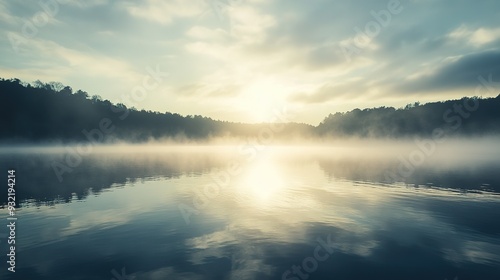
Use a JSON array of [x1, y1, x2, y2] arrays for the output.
[[0, 144, 499, 280]]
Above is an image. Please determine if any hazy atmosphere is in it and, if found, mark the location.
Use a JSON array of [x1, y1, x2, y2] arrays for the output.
[[1, 1, 500, 280]]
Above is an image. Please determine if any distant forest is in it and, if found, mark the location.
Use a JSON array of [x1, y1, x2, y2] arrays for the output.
[[1, 78, 499, 143]]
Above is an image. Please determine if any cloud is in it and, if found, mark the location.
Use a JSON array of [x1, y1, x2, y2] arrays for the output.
[[123, 0, 206, 25], [176, 82, 241, 99], [0, 2, 20, 25], [60, 0, 109, 8], [229, 5, 276, 43], [300, 44, 349, 71], [290, 81, 361, 104], [16, 37, 138, 80], [186, 25, 228, 40], [448, 25, 500, 47], [2, 0, 500, 124], [399, 50, 500, 93]]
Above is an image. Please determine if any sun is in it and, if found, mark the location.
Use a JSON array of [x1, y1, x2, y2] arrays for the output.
[[236, 78, 289, 123]]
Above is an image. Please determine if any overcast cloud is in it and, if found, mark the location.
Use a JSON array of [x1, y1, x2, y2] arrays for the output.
[[1, 0, 499, 124]]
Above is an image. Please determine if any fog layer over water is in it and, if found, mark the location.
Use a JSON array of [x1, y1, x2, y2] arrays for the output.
[[0, 139, 499, 279]]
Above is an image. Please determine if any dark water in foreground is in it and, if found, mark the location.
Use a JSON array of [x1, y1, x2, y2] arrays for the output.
[[0, 144, 499, 280]]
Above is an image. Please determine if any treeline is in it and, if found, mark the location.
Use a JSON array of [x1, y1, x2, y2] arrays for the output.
[[317, 96, 500, 137], [1, 78, 499, 142], [0, 78, 312, 142]]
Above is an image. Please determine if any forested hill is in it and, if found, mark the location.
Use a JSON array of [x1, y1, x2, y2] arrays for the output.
[[317, 95, 500, 138], [0, 78, 313, 142], [1, 78, 499, 143]]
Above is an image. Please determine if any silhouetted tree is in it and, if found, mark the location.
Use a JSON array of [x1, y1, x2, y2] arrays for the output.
[[1, 77, 499, 143]]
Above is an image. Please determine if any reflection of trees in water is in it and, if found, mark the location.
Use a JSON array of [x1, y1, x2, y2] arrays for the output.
[[317, 157, 500, 193], [0, 152, 230, 207], [2, 149, 499, 207]]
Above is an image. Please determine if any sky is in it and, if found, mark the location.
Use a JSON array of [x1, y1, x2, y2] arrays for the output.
[[1, 0, 500, 125]]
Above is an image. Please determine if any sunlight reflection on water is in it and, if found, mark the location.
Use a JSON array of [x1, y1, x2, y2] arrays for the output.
[[0, 144, 499, 279]]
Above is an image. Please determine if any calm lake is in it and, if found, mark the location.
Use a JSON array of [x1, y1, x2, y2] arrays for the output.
[[1, 142, 499, 280]]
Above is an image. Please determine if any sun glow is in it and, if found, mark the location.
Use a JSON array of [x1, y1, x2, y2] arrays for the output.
[[237, 79, 289, 123], [235, 157, 286, 208]]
